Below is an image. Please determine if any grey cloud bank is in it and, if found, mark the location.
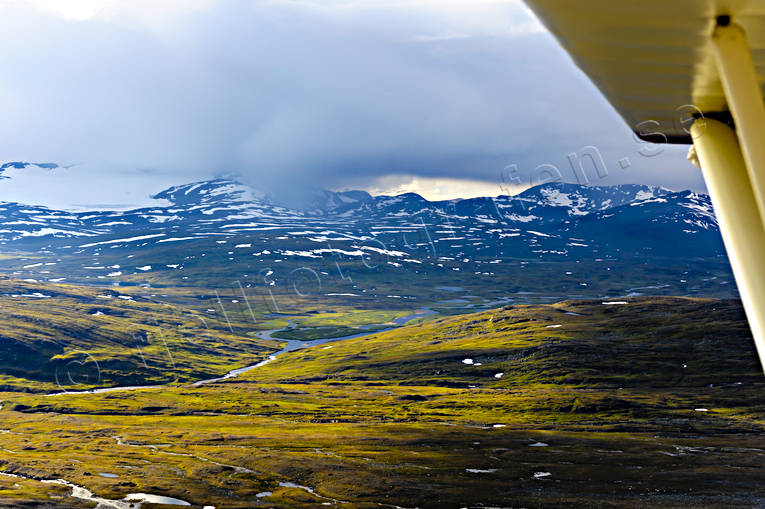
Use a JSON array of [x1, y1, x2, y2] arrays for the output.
[[0, 0, 703, 204]]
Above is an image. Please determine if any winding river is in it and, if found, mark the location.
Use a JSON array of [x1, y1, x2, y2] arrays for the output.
[[46, 308, 436, 396], [193, 307, 436, 386]]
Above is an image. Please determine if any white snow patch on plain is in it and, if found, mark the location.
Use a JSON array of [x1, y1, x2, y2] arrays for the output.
[[157, 237, 196, 243], [357, 245, 408, 257], [280, 250, 322, 258], [81, 234, 165, 247], [23, 228, 94, 238], [506, 214, 539, 223]]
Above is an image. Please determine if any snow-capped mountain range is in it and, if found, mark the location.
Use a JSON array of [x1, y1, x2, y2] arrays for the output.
[[0, 166, 729, 301], [0, 176, 720, 252]]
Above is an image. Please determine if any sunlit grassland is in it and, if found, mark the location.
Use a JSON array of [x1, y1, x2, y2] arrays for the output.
[[0, 297, 764, 507], [4, 410, 765, 508]]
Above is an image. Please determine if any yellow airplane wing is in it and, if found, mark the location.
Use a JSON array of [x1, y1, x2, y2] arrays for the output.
[[524, 1, 765, 371], [524, 1, 765, 143]]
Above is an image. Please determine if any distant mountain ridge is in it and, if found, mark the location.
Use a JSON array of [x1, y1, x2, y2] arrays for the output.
[[0, 175, 718, 246], [148, 178, 686, 219]]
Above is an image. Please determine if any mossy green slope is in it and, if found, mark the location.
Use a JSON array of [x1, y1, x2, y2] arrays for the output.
[[246, 296, 761, 389], [0, 279, 282, 392]]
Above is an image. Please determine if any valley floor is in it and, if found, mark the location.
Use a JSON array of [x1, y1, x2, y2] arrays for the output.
[[1, 296, 764, 508]]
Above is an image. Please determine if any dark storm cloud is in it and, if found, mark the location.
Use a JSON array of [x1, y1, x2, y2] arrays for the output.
[[0, 0, 703, 195]]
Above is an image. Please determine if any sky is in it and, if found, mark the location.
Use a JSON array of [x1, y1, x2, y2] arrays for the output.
[[0, 0, 703, 207]]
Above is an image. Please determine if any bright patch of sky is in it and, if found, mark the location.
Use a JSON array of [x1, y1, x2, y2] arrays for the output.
[[360, 176, 525, 200]]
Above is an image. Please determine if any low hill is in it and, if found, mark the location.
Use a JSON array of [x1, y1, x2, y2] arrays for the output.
[[0, 279, 281, 392], [246, 296, 760, 388]]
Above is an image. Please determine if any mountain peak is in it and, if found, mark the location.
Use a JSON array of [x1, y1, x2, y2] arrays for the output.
[[0, 162, 60, 180], [151, 178, 265, 206], [0, 161, 59, 170], [510, 182, 674, 217]]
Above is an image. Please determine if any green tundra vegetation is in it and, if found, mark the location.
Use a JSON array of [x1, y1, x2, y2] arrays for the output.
[[0, 294, 763, 507], [0, 279, 285, 393]]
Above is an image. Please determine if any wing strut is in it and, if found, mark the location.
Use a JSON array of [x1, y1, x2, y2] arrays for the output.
[[690, 17, 765, 371], [710, 18, 765, 223], [690, 118, 765, 371]]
